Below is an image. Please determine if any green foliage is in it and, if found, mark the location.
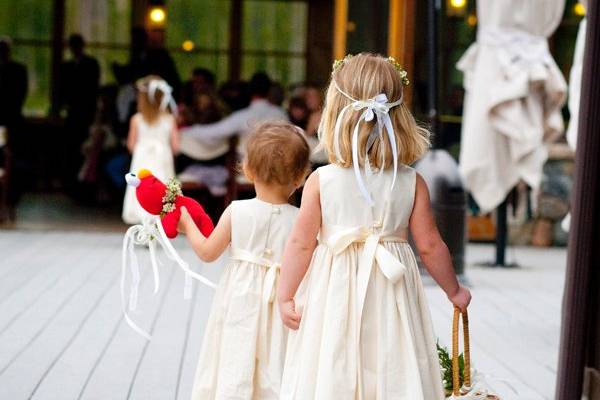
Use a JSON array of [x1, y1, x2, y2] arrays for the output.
[[437, 341, 465, 395]]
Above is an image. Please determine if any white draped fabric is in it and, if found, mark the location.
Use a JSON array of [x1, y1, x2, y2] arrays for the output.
[[457, 0, 567, 212], [566, 0, 588, 150]]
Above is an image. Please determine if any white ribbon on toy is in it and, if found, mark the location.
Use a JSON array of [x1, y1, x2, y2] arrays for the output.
[[332, 80, 402, 206], [121, 216, 216, 340], [144, 78, 178, 115]]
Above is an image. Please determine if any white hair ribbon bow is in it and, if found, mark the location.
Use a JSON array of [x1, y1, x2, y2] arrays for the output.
[[332, 81, 402, 206], [147, 79, 178, 115]]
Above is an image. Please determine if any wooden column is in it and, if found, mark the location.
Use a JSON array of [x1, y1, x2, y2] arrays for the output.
[[228, 0, 243, 81], [333, 0, 348, 60], [388, 0, 415, 106], [556, 1, 600, 398], [306, 0, 334, 86], [50, 0, 65, 115], [131, 0, 149, 28]]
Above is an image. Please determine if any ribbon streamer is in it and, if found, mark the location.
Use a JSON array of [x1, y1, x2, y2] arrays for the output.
[[332, 80, 402, 206], [121, 216, 216, 340]]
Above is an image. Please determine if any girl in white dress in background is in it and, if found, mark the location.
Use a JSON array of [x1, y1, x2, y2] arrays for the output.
[[177, 121, 310, 400], [122, 75, 179, 224], [277, 53, 472, 399]]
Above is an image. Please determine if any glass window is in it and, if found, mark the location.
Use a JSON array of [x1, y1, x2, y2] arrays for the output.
[[64, 0, 131, 85], [166, 0, 231, 83], [242, 0, 307, 85], [0, 0, 53, 115]]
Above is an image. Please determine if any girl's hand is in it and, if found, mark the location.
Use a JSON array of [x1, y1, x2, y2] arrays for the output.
[[448, 285, 471, 312], [177, 206, 193, 234], [279, 298, 302, 330]]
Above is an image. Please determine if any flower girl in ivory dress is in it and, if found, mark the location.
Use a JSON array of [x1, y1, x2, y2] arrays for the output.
[[177, 121, 310, 399], [122, 75, 179, 224], [277, 53, 472, 400]]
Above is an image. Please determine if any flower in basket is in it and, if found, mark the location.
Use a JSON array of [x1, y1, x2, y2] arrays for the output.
[[438, 342, 500, 400]]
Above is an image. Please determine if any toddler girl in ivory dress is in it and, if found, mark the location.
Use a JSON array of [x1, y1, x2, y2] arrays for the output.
[[122, 75, 179, 224], [177, 121, 310, 400], [277, 53, 472, 400]]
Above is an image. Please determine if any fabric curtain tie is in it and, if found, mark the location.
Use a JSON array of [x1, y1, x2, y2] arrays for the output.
[[478, 27, 552, 66], [230, 247, 281, 362]]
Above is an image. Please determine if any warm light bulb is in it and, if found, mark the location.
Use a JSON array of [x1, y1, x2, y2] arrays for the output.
[[182, 40, 195, 52], [467, 13, 477, 26], [450, 0, 467, 9], [573, 2, 586, 17], [149, 7, 166, 24]]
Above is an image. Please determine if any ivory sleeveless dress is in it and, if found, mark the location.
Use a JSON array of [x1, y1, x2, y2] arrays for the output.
[[191, 198, 298, 400], [122, 113, 175, 224], [281, 164, 444, 400]]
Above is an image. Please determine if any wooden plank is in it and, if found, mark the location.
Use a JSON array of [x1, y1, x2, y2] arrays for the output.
[[78, 266, 177, 399], [0, 231, 56, 278], [31, 246, 150, 399], [0, 238, 82, 336], [128, 268, 195, 398], [0, 234, 115, 399], [0, 232, 72, 305], [175, 251, 224, 400], [0, 233, 107, 374]]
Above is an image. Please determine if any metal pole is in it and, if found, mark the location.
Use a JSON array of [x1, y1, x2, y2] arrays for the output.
[[556, 0, 600, 397], [495, 198, 507, 266]]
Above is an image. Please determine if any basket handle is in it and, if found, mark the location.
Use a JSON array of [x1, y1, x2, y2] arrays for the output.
[[452, 306, 471, 395]]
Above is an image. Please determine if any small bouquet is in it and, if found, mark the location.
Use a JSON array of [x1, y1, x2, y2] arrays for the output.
[[439, 307, 500, 400]]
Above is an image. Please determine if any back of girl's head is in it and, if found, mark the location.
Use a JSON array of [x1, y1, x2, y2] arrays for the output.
[[136, 75, 168, 122], [319, 53, 430, 169], [244, 121, 310, 186]]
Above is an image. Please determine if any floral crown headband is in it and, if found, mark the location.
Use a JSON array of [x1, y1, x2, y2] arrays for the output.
[[332, 54, 410, 86], [329, 54, 410, 206]]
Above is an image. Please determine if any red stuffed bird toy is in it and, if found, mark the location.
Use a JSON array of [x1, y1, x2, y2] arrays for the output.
[[125, 169, 214, 238]]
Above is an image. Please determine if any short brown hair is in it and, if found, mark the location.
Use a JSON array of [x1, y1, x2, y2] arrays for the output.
[[244, 121, 310, 185]]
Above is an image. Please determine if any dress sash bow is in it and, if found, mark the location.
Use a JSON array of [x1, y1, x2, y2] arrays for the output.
[[321, 224, 408, 324], [229, 247, 281, 361]]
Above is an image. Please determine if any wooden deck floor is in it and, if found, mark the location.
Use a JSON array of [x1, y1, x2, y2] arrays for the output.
[[0, 230, 566, 400]]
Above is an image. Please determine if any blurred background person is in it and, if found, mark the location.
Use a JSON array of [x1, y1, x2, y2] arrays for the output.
[[0, 36, 27, 209], [122, 76, 179, 224], [57, 33, 100, 196]]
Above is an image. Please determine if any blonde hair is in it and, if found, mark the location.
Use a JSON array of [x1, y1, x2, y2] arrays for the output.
[[319, 53, 430, 169], [136, 75, 167, 123], [244, 121, 310, 186]]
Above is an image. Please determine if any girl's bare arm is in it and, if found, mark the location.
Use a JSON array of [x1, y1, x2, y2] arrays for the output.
[[170, 118, 180, 154], [277, 171, 321, 328], [410, 173, 471, 310], [126, 115, 138, 153], [179, 206, 231, 262]]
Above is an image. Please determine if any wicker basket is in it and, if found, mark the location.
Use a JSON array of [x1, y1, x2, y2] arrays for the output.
[[448, 307, 500, 400]]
